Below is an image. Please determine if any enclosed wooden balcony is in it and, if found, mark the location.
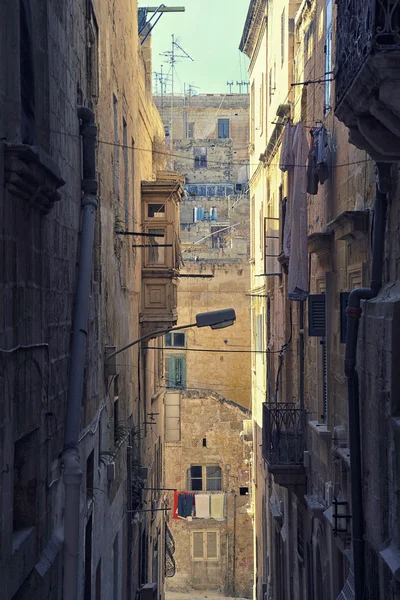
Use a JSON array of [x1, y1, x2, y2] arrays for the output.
[[262, 402, 306, 488], [140, 171, 184, 337], [335, 0, 400, 160]]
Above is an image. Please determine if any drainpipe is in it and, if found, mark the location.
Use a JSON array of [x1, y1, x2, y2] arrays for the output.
[[344, 162, 390, 600], [62, 106, 98, 600]]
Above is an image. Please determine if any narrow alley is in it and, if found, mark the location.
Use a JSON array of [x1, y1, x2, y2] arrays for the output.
[[1, 1, 400, 599]]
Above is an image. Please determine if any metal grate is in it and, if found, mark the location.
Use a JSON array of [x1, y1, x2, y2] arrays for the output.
[[336, 0, 400, 107], [262, 402, 306, 466]]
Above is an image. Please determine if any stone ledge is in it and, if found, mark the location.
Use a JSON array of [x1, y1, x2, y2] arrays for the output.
[[307, 232, 332, 271], [4, 143, 64, 213], [327, 210, 369, 242], [308, 420, 332, 442]]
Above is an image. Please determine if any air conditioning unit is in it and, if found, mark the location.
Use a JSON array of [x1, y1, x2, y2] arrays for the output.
[[139, 583, 157, 600]]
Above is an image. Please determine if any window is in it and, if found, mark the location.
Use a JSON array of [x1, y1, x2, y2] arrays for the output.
[[191, 531, 220, 561], [188, 465, 222, 491], [188, 122, 194, 138], [250, 82, 255, 146], [165, 332, 185, 347], [218, 118, 230, 138], [147, 203, 165, 218], [259, 74, 264, 134], [255, 313, 263, 353], [269, 68, 274, 104], [194, 147, 207, 168], [264, 215, 281, 275], [281, 8, 286, 67], [147, 229, 166, 265], [324, 0, 333, 114], [211, 226, 228, 249], [166, 355, 186, 389]]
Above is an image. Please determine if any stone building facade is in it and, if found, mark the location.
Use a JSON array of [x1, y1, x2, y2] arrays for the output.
[[0, 2, 183, 599], [164, 390, 253, 597], [154, 93, 252, 409], [241, 0, 400, 599], [155, 96, 254, 594]]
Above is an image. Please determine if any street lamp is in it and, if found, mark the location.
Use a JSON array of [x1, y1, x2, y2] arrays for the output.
[[104, 308, 236, 374]]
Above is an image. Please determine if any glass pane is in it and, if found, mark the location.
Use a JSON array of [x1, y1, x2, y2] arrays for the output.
[[165, 333, 172, 347], [148, 203, 165, 218], [191, 478, 203, 491], [173, 333, 185, 347], [147, 229, 165, 265], [206, 466, 222, 491], [191, 466, 202, 478]]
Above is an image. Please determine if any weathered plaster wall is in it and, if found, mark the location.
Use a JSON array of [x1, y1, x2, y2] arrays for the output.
[[165, 391, 253, 597]]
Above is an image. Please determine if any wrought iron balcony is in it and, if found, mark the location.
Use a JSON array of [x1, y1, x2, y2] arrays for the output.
[[335, 0, 400, 159], [262, 402, 306, 487]]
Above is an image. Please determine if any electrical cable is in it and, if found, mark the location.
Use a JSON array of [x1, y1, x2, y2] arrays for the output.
[[46, 127, 373, 170]]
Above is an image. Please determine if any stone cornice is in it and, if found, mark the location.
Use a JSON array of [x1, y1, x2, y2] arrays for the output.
[[239, 0, 266, 59]]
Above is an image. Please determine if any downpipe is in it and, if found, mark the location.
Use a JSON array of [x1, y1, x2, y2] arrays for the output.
[[344, 162, 390, 600], [62, 107, 98, 600]]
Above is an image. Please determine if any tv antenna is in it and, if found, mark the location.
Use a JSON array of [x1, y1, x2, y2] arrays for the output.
[[226, 81, 234, 93], [161, 34, 194, 150]]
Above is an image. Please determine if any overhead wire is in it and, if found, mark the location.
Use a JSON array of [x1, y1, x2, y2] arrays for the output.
[[47, 127, 373, 171]]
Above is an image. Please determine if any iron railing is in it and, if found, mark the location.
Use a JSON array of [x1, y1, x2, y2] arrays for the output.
[[165, 525, 176, 578], [336, 0, 400, 106], [262, 402, 306, 466]]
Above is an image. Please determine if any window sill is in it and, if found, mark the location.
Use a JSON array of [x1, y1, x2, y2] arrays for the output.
[[308, 420, 331, 442], [4, 143, 64, 213]]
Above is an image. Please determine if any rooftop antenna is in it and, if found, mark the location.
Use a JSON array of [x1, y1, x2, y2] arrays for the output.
[[161, 34, 194, 156], [153, 65, 172, 117], [226, 81, 234, 93], [236, 80, 249, 93], [183, 83, 200, 138]]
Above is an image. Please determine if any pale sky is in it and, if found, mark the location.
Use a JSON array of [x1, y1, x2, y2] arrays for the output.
[[139, 0, 250, 95]]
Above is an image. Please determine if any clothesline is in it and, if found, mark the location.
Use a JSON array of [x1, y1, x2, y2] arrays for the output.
[[172, 491, 225, 521]]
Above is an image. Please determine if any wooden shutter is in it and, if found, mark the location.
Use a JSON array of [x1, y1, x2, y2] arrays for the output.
[[206, 532, 218, 559], [340, 292, 350, 344], [308, 294, 326, 337], [192, 532, 204, 560]]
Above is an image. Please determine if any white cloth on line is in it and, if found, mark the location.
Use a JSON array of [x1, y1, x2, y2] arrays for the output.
[[210, 494, 225, 520], [195, 494, 210, 518]]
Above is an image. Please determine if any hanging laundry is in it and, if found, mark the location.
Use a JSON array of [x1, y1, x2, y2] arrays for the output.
[[316, 125, 329, 184], [307, 129, 319, 195], [289, 122, 309, 301], [279, 122, 296, 258], [307, 126, 329, 194], [195, 494, 210, 518], [176, 492, 195, 518], [210, 493, 225, 520]]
